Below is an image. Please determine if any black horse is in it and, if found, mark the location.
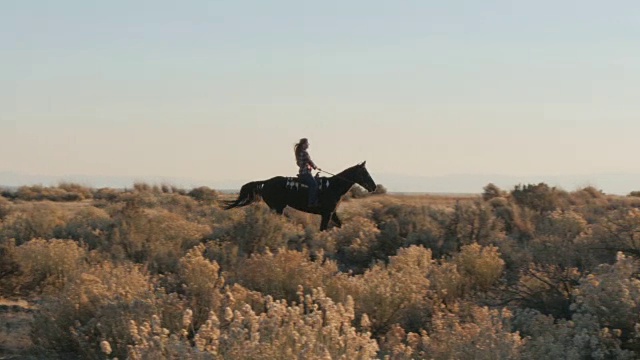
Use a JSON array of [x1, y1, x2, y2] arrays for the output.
[[223, 162, 377, 231]]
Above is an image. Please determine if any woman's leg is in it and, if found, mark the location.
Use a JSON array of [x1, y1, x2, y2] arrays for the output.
[[300, 173, 319, 206]]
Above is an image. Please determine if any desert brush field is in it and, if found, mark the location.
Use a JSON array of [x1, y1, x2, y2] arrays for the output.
[[2, 182, 640, 359]]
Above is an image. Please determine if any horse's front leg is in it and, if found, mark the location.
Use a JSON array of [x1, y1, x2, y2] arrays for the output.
[[320, 212, 331, 231], [331, 212, 342, 228]]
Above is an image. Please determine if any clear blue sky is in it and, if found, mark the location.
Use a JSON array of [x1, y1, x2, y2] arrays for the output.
[[2, 1, 639, 191]]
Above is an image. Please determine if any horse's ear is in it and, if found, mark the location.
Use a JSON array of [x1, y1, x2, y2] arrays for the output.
[[361, 161, 367, 167]]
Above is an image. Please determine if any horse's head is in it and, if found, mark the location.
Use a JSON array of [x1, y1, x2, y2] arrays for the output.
[[352, 161, 377, 193]]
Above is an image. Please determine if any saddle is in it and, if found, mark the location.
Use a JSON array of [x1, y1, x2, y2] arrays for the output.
[[287, 174, 329, 190]]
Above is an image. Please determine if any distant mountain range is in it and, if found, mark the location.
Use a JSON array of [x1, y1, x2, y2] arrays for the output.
[[1, 171, 639, 195]]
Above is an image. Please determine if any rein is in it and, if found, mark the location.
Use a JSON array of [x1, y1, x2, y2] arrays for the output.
[[317, 169, 354, 183]]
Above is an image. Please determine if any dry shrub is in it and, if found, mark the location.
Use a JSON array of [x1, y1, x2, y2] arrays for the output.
[[93, 187, 122, 202], [212, 205, 304, 256], [513, 309, 633, 360], [332, 246, 434, 335], [590, 208, 640, 260], [107, 205, 210, 273], [382, 305, 523, 360], [572, 252, 640, 348], [505, 264, 580, 319], [14, 238, 87, 293], [530, 210, 593, 268], [426, 261, 465, 304], [483, 183, 506, 201], [14, 183, 91, 202], [178, 244, 226, 329], [0, 239, 20, 293], [313, 216, 380, 272], [452, 243, 505, 292], [0, 195, 11, 221], [510, 183, 566, 213], [203, 239, 243, 272], [57, 182, 93, 200], [406, 202, 504, 259], [0, 202, 68, 245], [371, 203, 433, 238], [187, 186, 218, 205], [230, 248, 340, 303], [128, 288, 379, 360], [53, 206, 112, 249], [145, 192, 202, 217], [32, 262, 160, 359]]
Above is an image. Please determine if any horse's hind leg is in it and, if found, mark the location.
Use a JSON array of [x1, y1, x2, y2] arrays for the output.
[[264, 199, 285, 215]]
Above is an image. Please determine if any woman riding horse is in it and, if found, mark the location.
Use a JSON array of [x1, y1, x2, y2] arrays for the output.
[[294, 138, 320, 207], [223, 161, 377, 231]]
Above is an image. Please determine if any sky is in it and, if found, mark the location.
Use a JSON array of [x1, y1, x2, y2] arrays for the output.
[[1, 1, 640, 193]]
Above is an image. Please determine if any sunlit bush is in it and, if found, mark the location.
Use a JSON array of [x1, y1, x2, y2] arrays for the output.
[[53, 206, 112, 249], [572, 252, 640, 347], [231, 248, 340, 304], [14, 238, 87, 293], [334, 246, 434, 335], [32, 262, 160, 359], [128, 288, 379, 360], [513, 308, 633, 359], [13, 183, 92, 202], [0, 202, 68, 245], [178, 244, 226, 329], [211, 205, 304, 256], [107, 204, 210, 273], [382, 305, 523, 360], [313, 216, 380, 272], [453, 243, 505, 292]]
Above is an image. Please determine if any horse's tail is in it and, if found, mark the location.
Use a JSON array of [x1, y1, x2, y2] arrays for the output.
[[223, 181, 264, 210]]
